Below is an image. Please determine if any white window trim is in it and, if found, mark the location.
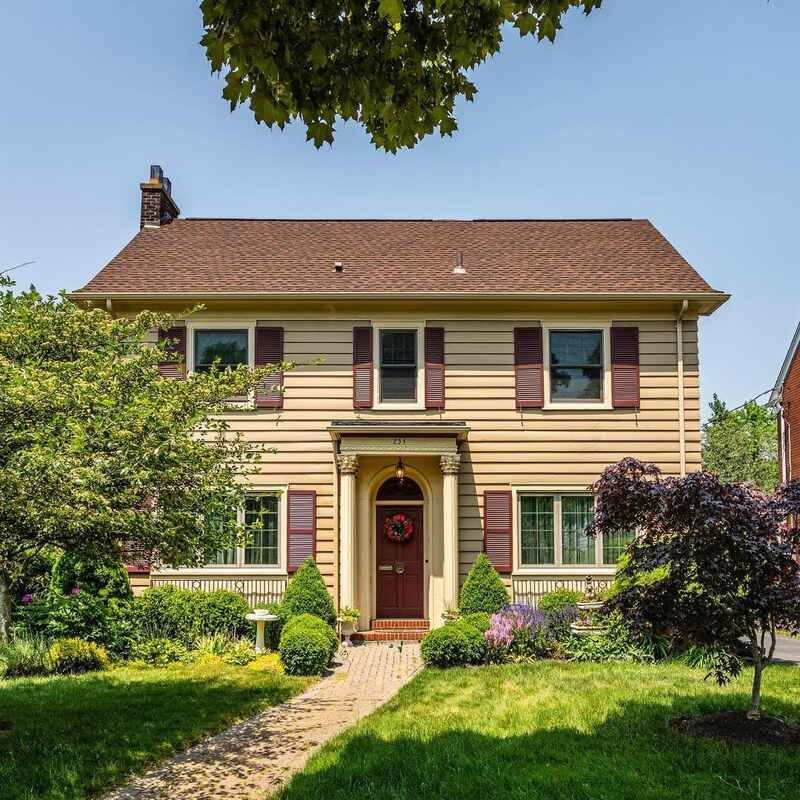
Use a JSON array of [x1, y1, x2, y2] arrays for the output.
[[511, 487, 617, 576], [185, 320, 256, 407], [542, 322, 612, 411], [372, 321, 426, 411], [156, 487, 289, 576]]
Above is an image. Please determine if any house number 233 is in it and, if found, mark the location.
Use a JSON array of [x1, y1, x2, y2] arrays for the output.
[[392, 437, 407, 445]]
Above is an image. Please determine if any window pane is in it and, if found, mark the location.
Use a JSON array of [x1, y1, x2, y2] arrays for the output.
[[603, 529, 635, 565], [551, 367, 603, 400], [380, 329, 417, 401], [244, 495, 279, 565], [205, 507, 238, 566], [561, 496, 595, 565], [520, 495, 555, 565], [550, 330, 603, 402], [195, 330, 248, 372], [550, 331, 603, 367]]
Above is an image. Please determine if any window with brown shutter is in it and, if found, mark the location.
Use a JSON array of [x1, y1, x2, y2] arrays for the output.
[[611, 326, 640, 409], [514, 327, 544, 409], [287, 490, 316, 573], [484, 490, 513, 573], [157, 326, 186, 379], [353, 326, 373, 409], [424, 326, 445, 410], [255, 326, 284, 408]]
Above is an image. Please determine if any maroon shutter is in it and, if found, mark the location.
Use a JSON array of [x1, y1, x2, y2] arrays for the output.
[[483, 490, 513, 573], [255, 326, 284, 408], [157, 326, 186, 379], [514, 327, 543, 408], [611, 326, 640, 409], [353, 326, 373, 409], [425, 327, 445, 410], [287, 490, 316, 573]]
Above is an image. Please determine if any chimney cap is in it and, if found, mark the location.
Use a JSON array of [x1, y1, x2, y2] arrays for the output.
[[149, 164, 163, 181]]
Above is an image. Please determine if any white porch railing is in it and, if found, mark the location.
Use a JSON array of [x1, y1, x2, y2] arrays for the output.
[[150, 575, 288, 608], [512, 575, 613, 607]]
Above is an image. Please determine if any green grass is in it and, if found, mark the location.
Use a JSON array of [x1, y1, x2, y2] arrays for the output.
[[278, 661, 800, 800], [0, 656, 311, 800]]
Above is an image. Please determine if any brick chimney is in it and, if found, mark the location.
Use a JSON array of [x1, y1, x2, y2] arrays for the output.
[[140, 165, 180, 229]]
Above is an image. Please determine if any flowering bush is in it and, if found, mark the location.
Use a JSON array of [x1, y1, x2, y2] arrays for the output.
[[485, 604, 572, 662]]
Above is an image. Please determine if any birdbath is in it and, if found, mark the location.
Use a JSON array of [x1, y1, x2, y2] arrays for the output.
[[246, 611, 279, 654]]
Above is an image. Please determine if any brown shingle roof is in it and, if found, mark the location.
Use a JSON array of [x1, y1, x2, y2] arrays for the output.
[[76, 218, 722, 296]]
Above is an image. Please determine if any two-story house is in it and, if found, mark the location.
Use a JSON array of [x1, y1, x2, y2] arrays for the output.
[[72, 166, 728, 638], [770, 321, 800, 483]]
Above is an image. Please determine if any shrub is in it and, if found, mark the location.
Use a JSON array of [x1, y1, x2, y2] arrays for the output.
[[281, 560, 336, 625], [566, 613, 663, 664], [421, 620, 486, 668], [193, 634, 257, 666], [134, 585, 251, 646], [537, 588, 582, 615], [459, 612, 491, 633], [50, 551, 132, 601], [47, 638, 109, 674], [279, 613, 337, 676], [458, 554, 509, 615], [0, 634, 50, 678], [223, 638, 257, 666], [130, 637, 189, 666]]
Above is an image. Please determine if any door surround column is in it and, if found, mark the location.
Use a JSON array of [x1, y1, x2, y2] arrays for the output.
[[440, 453, 461, 613], [337, 453, 359, 610]]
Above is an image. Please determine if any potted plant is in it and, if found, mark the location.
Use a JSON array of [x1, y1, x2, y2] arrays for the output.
[[337, 606, 360, 646]]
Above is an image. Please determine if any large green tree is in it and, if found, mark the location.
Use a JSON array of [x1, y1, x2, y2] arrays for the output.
[[200, 0, 602, 152], [702, 395, 779, 492], [0, 279, 286, 639]]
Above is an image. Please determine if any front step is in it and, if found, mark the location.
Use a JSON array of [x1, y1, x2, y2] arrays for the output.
[[371, 618, 430, 631], [350, 618, 430, 643]]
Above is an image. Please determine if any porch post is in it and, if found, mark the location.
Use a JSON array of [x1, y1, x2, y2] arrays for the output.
[[440, 453, 461, 613], [337, 453, 359, 610]]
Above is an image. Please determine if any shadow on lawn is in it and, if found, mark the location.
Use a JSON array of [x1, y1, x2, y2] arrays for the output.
[[277, 689, 800, 800]]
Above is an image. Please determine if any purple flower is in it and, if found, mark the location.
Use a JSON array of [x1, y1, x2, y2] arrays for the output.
[[20, 593, 33, 605], [69, 586, 81, 596], [485, 604, 547, 649]]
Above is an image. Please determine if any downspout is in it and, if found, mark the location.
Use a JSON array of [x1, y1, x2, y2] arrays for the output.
[[677, 300, 689, 477]]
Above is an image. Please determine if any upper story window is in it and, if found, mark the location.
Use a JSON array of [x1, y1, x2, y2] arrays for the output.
[[194, 329, 249, 372], [549, 329, 604, 402], [518, 492, 634, 568], [379, 328, 418, 403]]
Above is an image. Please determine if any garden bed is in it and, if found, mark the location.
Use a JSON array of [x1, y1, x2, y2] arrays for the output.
[[673, 710, 800, 748]]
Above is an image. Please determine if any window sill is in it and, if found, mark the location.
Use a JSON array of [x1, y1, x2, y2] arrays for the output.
[[542, 401, 612, 411], [514, 567, 616, 576], [372, 402, 426, 411], [153, 567, 287, 576]]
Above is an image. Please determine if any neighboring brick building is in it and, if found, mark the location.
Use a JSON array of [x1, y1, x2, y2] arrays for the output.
[[770, 322, 800, 482]]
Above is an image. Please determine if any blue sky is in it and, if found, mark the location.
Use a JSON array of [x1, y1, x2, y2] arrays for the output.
[[1, 1, 798, 417]]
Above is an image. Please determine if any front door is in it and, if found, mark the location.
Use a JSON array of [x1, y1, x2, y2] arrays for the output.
[[376, 505, 424, 618]]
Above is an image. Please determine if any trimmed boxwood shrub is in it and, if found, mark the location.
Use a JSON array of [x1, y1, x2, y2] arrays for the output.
[[281, 559, 336, 625], [279, 613, 337, 676], [458, 554, 509, 615], [134, 585, 251, 646], [459, 611, 491, 633], [50, 551, 132, 601], [537, 588, 582, 615], [47, 637, 110, 674], [421, 620, 487, 668]]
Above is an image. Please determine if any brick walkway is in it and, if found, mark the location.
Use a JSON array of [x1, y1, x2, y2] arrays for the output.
[[105, 642, 422, 800]]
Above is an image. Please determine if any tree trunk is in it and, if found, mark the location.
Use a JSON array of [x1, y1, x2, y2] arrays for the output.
[[748, 643, 763, 719], [0, 573, 11, 642]]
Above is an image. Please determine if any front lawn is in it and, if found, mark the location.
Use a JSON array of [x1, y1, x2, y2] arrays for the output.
[[278, 661, 800, 800], [0, 657, 311, 800]]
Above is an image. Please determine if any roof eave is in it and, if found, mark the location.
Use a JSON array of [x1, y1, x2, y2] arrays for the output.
[[68, 289, 730, 313], [768, 320, 800, 406]]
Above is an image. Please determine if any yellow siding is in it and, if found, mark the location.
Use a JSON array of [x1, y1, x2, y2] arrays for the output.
[[199, 313, 700, 588]]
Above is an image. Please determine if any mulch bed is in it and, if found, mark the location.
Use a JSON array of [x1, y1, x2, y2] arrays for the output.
[[672, 711, 800, 748]]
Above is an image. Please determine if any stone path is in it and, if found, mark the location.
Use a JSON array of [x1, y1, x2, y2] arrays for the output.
[[105, 642, 421, 800]]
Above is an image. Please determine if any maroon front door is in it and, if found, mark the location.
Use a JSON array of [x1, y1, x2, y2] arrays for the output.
[[376, 505, 424, 618]]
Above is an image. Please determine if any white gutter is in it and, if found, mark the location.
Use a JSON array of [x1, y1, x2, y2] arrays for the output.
[[677, 299, 689, 476]]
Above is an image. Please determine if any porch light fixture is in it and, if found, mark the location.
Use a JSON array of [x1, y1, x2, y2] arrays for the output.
[[394, 458, 406, 482]]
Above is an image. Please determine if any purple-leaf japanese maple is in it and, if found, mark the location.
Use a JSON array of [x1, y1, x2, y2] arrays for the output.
[[587, 458, 800, 718]]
